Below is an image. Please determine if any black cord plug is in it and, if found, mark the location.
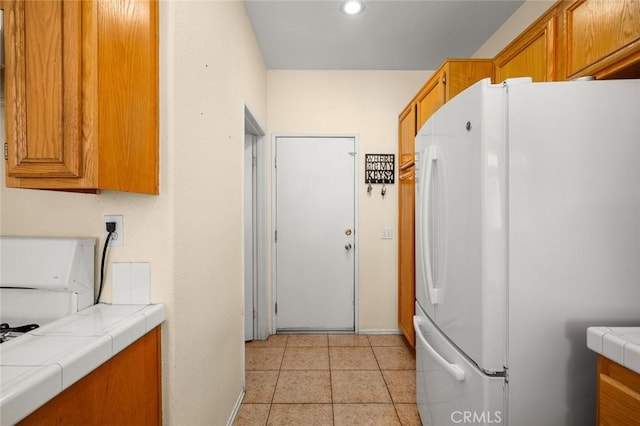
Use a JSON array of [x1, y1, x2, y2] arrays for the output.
[[96, 222, 117, 304]]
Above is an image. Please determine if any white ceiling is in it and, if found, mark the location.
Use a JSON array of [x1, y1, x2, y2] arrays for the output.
[[243, 0, 525, 70]]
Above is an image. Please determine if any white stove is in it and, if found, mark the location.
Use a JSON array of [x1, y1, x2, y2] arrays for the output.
[[0, 236, 95, 343]]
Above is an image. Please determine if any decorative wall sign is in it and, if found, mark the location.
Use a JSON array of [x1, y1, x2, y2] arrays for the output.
[[365, 154, 395, 184]]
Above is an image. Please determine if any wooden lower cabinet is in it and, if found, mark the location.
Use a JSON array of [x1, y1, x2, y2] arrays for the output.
[[18, 327, 162, 426], [398, 167, 415, 347], [597, 355, 640, 426]]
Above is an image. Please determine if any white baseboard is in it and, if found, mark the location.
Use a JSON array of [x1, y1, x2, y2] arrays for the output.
[[226, 389, 245, 426], [358, 329, 402, 335]]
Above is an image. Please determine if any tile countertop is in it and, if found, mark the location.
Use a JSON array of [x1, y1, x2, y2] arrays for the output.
[[0, 303, 165, 425], [587, 327, 640, 375]]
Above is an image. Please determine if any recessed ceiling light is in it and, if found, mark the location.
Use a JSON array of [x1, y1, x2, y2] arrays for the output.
[[342, 0, 364, 15]]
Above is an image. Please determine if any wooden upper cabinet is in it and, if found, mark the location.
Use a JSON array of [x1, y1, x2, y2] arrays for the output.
[[494, 10, 557, 83], [416, 59, 493, 131], [4, 1, 83, 178], [416, 72, 444, 132], [559, 0, 640, 80], [398, 102, 416, 168], [4, 0, 159, 194]]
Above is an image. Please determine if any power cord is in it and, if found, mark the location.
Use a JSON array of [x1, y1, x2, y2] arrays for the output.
[[96, 222, 116, 304]]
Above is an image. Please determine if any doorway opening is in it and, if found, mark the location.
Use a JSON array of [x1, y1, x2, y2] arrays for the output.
[[244, 105, 267, 341]]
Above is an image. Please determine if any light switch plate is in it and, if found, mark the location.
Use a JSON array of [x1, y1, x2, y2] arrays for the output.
[[381, 227, 393, 239]]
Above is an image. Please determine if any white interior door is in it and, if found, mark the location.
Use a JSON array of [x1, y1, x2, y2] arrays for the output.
[[275, 136, 355, 332]]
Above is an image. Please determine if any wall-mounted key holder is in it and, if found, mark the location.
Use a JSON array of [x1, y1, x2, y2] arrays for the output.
[[365, 154, 395, 184], [365, 154, 394, 198]]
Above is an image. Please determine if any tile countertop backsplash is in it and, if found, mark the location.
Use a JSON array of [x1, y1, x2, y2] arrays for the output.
[[587, 327, 640, 374], [0, 303, 165, 425]]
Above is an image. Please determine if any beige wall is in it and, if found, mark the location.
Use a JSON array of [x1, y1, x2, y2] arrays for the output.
[[267, 70, 429, 332], [1, 1, 267, 424], [473, 0, 555, 58]]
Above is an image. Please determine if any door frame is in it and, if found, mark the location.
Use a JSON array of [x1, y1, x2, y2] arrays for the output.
[[244, 105, 268, 341], [271, 134, 360, 334]]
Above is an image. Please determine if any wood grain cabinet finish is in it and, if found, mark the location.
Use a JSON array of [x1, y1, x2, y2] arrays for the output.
[[597, 356, 640, 426], [558, 0, 640, 80], [494, 9, 558, 83], [18, 327, 162, 426], [398, 102, 416, 169], [3, 0, 159, 194], [416, 59, 493, 131], [398, 167, 415, 347]]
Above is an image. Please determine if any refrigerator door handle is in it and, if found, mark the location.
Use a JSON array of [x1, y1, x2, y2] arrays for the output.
[[414, 315, 465, 382], [419, 146, 439, 304]]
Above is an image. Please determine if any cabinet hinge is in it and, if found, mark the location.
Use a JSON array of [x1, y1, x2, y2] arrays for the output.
[[442, 72, 447, 85], [275, 230, 278, 242], [275, 303, 278, 314], [274, 157, 277, 168], [4, 143, 7, 161], [253, 308, 256, 320]]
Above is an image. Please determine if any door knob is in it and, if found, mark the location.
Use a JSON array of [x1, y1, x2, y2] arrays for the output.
[[345, 243, 352, 251]]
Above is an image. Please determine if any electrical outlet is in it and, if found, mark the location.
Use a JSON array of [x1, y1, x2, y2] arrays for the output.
[[104, 215, 124, 247]]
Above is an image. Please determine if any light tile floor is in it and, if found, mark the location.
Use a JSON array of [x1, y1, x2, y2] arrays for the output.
[[234, 334, 421, 425]]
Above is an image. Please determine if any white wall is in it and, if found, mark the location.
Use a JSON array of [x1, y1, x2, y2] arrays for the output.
[[267, 70, 428, 332], [0, 1, 267, 424]]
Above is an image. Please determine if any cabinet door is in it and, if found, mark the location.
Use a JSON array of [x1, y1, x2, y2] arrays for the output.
[[4, 0, 83, 177], [494, 15, 557, 83], [416, 72, 444, 131], [398, 167, 415, 347], [597, 356, 640, 426], [398, 103, 416, 167], [444, 60, 493, 101], [561, 0, 640, 79]]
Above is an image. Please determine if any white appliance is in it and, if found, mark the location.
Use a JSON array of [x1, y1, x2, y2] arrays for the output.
[[414, 77, 640, 425], [0, 236, 95, 341]]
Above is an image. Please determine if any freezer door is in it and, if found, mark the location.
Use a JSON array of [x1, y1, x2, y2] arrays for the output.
[[414, 304, 505, 426], [419, 78, 507, 373]]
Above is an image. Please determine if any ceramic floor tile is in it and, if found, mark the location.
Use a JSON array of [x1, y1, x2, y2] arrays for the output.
[[333, 404, 401, 426], [330, 346, 379, 370], [372, 346, 416, 370], [273, 370, 332, 403], [328, 334, 371, 347], [267, 404, 333, 426], [286, 334, 329, 347], [368, 334, 407, 347], [245, 347, 285, 371], [382, 370, 416, 403], [246, 334, 289, 348], [281, 347, 329, 370], [233, 404, 270, 425], [244, 370, 279, 403], [331, 370, 392, 403], [394, 403, 422, 425]]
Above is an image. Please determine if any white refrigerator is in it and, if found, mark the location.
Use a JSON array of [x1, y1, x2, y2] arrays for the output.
[[413, 77, 640, 425]]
